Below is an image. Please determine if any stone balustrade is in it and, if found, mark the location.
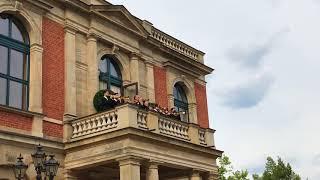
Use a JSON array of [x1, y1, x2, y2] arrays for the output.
[[159, 117, 189, 140], [66, 104, 215, 147], [151, 28, 203, 61], [199, 129, 206, 145], [71, 109, 118, 139]]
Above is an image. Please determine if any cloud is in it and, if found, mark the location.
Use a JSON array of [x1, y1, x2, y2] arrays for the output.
[[226, 29, 289, 69], [220, 74, 274, 109], [312, 154, 320, 166]]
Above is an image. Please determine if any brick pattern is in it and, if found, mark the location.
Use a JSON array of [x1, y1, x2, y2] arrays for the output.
[[0, 110, 32, 131], [195, 82, 209, 128], [43, 121, 63, 138], [153, 66, 168, 107], [42, 17, 65, 121]]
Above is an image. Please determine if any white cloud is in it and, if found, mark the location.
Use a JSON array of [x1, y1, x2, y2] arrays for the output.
[[219, 73, 274, 109]]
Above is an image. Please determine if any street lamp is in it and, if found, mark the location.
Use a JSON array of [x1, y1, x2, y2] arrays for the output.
[[14, 144, 60, 180], [44, 155, 60, 180], [13, 154, 28, 180], [31, 144, 46, 180]]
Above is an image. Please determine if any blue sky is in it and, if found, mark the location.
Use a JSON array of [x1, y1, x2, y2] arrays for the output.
[[109, 0, 320, 179]]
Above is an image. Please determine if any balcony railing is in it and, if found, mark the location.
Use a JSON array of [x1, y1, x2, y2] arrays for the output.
[[65, 104, 215, 147]]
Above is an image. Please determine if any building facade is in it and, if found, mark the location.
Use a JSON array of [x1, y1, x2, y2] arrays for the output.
[[0, 0, 222, 179]]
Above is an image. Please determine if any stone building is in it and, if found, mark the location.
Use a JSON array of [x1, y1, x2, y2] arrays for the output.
[[0, 0, 222, 179]]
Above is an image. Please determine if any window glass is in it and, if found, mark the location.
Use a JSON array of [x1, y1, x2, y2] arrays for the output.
[[174, 84, 188, 103], [0, 17, 8, 36], [110, 62, 120, 78], [99, 59, 108, 73], [0, 78, 6, 105], [11, 22, 24, 42], [0, 46, 8, 74], [10, 49, 24, 79], [9, 81, 22, 109]]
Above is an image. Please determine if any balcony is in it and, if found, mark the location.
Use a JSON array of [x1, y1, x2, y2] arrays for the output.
[[64, 103, 216, 147]]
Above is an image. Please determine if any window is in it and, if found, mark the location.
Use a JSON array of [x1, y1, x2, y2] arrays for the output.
[[0, 14, 29, 110], [173, 83, 189, 122], [99, 56, 122, 94]]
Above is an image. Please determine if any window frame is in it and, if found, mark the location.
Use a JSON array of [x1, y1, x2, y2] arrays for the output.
[[173, 83, 189, 122], [99, 56, 122, 92], [0, 14, 30, 110]]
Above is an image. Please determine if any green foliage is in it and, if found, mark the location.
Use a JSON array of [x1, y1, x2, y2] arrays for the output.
[[218, 155, 249, 180], [93, 89, 107, 112], [252, 157, 301, 180]]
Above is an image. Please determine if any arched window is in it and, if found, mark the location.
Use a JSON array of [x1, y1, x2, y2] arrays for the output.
[[173, 83, 189, 122], [99, 56, 122, 94], [0, 14, 30, 110]]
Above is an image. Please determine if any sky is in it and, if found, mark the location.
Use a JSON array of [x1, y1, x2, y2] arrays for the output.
[[108, 0, 320, 179]]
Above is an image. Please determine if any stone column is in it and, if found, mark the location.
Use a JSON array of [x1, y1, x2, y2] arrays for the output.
[[146, 163, 159, 180], [190, 170, 202, 180], [29, 43, 43, 113], [145, 61, 155, 102], [118, 157, 141, 180], [64, 27, 77, 117], [86, 35, 98, 114]]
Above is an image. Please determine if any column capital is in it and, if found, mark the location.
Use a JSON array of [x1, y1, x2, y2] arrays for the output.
[[130, 52, 142, 59], [117, 156, 143, 166], [64, 26, 77, 35], [145, 59, 155, 67], [87, 34, 97, 42]]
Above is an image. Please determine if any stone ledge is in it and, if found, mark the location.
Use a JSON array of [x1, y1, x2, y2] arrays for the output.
[[0, 104, 43, 118]]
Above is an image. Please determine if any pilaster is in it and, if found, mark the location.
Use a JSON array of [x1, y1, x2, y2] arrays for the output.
[[145, 61, 155, 102], [130, 52, 140, 91], [64, 27, 77, 117], [86, 35, 98, 114], [29, 43, 43, 113]]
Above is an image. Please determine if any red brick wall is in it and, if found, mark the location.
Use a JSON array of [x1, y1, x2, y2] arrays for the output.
[[42, 17, 65, 121], [43, 121, 63, 138], [154, 66, 168, 107], [0, 110, 32, 131], [195, 82, 209, 128]]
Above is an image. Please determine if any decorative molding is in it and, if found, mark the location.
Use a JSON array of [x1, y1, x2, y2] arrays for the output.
[[43, 117, 63, 125]]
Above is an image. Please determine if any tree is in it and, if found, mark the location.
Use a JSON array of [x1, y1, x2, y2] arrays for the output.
[[252, 157, 301, 180], [218, 155, 249, 180]]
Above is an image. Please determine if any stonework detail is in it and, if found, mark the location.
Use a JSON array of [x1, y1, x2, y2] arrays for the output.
[[71, 109, 118, 139], [151, 28, 202, 61], [137, 111, 148, 129], [159, 117, 189, 140]]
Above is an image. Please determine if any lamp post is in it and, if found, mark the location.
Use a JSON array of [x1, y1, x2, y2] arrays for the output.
[[31, 144, 46, 180], [13, 144, 60, 180], [13, 154, 28, 180]]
